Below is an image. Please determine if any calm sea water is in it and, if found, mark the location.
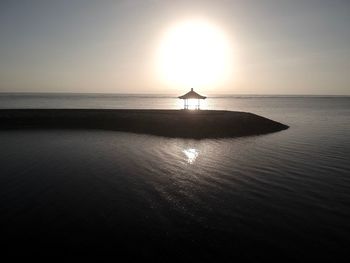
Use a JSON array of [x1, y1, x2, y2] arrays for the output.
[[0, 94, 349, 260]]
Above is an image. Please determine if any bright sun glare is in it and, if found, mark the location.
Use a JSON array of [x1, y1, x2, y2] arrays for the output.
[[157, 19, 232, 89]]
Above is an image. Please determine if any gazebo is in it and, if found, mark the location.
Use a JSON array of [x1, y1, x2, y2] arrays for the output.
[[178, 88, 206, 110]]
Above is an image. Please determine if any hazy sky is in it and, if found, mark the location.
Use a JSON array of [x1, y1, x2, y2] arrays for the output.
[[0, 0, 349, 95]]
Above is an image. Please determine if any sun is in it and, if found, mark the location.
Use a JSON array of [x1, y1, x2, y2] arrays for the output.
[[156, 19, 232, 90]]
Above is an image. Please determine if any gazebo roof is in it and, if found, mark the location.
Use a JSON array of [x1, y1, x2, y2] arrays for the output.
[[178, 88, 206, 100]]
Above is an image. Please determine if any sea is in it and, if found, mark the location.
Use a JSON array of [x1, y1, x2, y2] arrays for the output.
[[0, 93, 349, 260]]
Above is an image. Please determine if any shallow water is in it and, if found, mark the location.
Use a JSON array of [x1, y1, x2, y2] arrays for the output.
[[0, 94, 349, 259]]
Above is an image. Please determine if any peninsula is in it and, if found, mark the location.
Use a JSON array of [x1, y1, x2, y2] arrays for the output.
[[0, 109, 288, 139]]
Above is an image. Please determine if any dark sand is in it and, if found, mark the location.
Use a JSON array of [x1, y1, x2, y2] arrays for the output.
[[0, 109, 288, 138]]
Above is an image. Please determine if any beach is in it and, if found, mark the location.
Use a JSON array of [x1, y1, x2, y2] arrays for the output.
[[0, 109, 288, 139]]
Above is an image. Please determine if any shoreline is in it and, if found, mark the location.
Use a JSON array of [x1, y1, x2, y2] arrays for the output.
[[0, 109, 289, 139]]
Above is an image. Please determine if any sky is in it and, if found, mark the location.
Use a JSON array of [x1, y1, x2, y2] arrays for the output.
[[0, 0, 349, 95]]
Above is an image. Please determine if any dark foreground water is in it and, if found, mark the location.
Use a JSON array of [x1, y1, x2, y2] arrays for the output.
[[0, 94, 349, 260]]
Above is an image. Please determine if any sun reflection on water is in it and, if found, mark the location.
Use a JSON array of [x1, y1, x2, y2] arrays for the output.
[[183, 148, 199, 164]]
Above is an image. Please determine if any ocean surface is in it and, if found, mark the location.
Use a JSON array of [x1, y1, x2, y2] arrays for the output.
[[0, 94, 349, 260]]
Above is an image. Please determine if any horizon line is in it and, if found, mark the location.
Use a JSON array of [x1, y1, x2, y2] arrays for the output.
[[0, 91, 349, 97]]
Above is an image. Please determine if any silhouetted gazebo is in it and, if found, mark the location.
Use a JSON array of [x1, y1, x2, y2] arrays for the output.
[[178, 88, 206, 110]]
